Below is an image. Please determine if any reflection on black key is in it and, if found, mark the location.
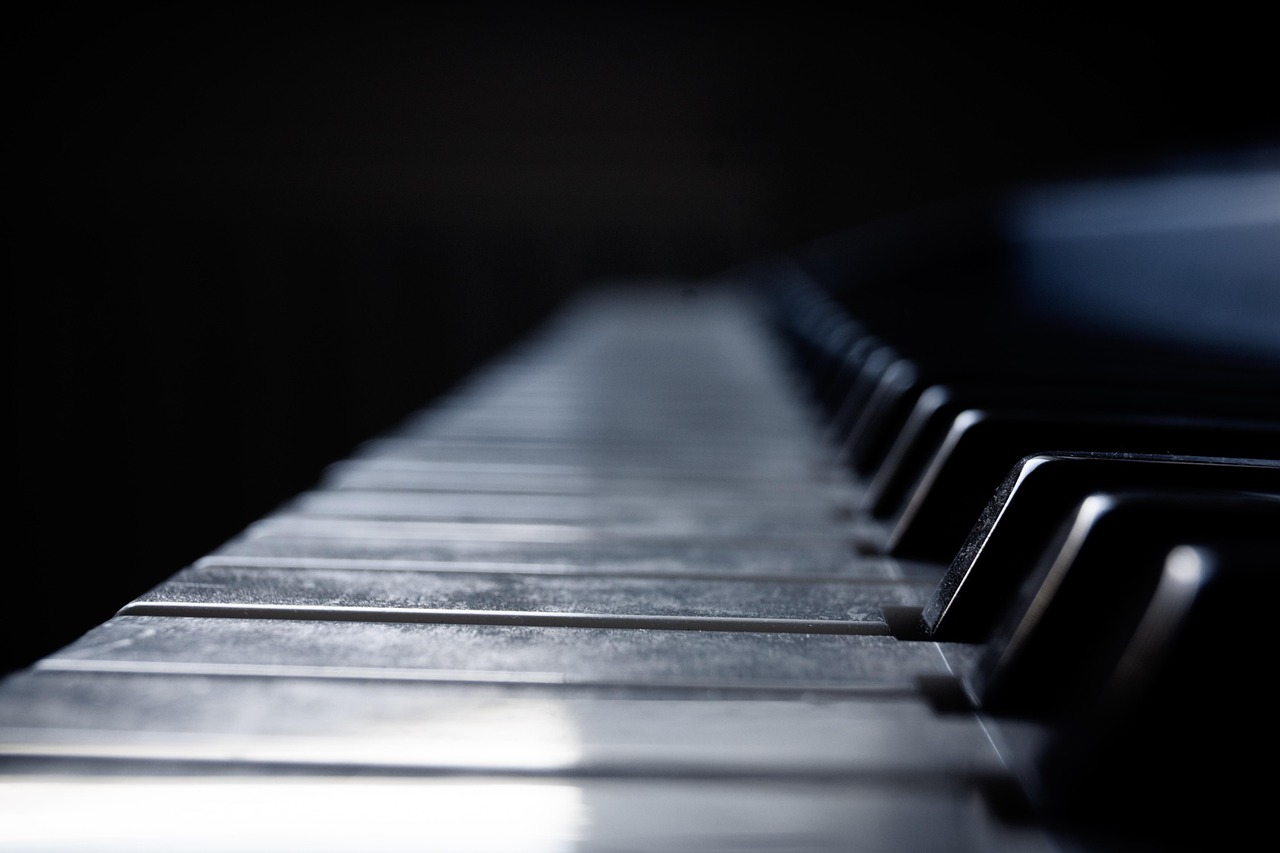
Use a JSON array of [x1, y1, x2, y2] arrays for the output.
[[1033, 539, 1280, 843]]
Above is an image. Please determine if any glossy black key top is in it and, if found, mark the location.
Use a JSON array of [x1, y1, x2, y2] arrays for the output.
[[923, 452, 1280, 641], [855, 379, 1280, 494], [867, 411, 1280, 561], [970, 489, 1280, 717]]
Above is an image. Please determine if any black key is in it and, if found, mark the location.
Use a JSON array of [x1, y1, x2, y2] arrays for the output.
[[853, 378, 1280, 489], [970, 489, 1280, 717], [866, 410, 1280, 561], [1032, 538, 1280, 843], [923, 452, 1280, 641]]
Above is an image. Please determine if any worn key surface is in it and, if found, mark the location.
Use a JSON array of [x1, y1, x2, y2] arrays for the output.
[[0, 285, 1050, 852]]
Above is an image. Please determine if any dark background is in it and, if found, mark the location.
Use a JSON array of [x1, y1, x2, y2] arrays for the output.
[[8, 4, 1277, 674]]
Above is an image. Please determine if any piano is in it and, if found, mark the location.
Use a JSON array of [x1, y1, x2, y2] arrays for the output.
[[1, 155, 1277, 851]]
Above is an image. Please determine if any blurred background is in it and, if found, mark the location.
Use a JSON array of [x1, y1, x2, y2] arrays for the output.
[[8, 4, 1278, 674]]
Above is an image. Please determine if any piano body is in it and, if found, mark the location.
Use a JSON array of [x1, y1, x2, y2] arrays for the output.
[[2, 150, 1278, 850]]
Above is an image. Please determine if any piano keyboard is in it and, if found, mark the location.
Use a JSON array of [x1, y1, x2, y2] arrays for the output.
[[3, 175, 1278, 850]]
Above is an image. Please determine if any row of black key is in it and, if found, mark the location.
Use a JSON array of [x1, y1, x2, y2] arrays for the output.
[[763, 263, 1280, 845]]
